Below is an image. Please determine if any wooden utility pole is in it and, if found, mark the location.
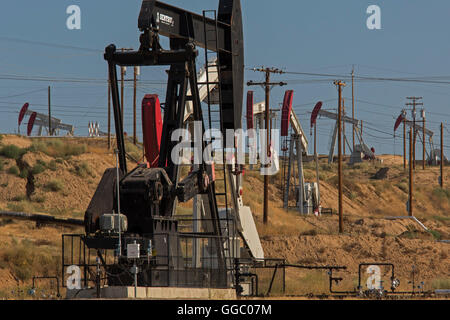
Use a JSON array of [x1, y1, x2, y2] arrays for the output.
[[409, 128, 413, 217], [48, 86, 52, 136], [406, 97, 423, 170], [133, 66, 139, 145], [403, 116, 407, 170], [422, 111, 426, 170], [352, 67, 356, 150], [108, 77, 111, 149], [119, 48, 133, 128], [334, 80, 346, 233], [248, 67, 286, 225], [441, 123, 444, 188]]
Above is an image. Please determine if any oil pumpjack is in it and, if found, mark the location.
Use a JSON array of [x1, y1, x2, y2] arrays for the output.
[[72, 0, 263, 296]]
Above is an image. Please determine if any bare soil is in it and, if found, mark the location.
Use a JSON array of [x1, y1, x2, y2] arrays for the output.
[[0, 135, 448, 298]]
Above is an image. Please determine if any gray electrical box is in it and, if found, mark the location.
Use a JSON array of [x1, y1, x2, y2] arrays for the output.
[[127, 243, 140, 259], [99, 214, 128, 234]]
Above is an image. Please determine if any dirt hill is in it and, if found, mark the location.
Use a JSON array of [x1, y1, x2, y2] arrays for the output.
[[0, 134, 448, 298]]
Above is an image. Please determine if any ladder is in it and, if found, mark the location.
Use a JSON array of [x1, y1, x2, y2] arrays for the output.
[[202, 10, 236, 282]]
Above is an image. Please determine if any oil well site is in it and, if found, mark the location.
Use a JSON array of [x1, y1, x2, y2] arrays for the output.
[[0, 0, 449, 300]]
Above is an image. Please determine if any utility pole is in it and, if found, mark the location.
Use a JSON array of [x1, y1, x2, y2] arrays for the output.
[[403, 113, 407, 170], [409, 128, 413, 217], [422, 109, 426, 170], [406, 97, 423, 170], [441, 123, 444, 188], [352, 67, 356, 150], [248, 67, 286, 225], [334, 80, 346, 233], [48, 86, 52, 136], [119, 48, 133, 128], [133, 66, 139, 145]]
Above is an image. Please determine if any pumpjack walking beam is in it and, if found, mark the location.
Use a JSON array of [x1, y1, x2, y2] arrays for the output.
[[106, 0, 244, 171]]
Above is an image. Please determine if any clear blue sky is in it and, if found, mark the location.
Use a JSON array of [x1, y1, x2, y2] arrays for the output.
[[1, 0, 450, 156]]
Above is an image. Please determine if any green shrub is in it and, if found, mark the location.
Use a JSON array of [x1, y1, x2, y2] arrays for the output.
[[30, 139, 87, 158], [19, 168, 28, 179], [73, 161, 94, 178], [7, 200, 36, 213], [326, 174, 362, 198], [12, 195, 27, 202], [0, 145, 26, 159], [431, 278, 450, 290], [428, 230, 442, 240], [0, 218, 14, 227], [31, 163, 46, 175], [432, 188, 450, 201], [32, 194, 46, 203], [0, 240, 60, 282], [8, 165, 19, 176], [47, 160, 58, 171], [396, 182, 408, 193], [320, 163, 334, 172], [301, 229, 318, 236], [45, 179, 64, 192], [125, 141, 142, 162], [0, 159, 4, 171]]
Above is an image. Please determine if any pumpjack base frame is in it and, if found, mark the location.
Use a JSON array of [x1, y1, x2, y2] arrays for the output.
[[66, 286, 236, 299]]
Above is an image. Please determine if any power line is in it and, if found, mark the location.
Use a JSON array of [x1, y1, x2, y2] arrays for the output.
[[249, 68, 450, 85], [0, 36, 102, 53]]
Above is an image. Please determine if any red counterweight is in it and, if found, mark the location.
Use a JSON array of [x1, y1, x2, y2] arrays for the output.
[[394, 113, 404, 132], [18, 103, 29, 126], [281, 90, 294, 137], [27, 112, 37, 136], [142, 94, 163, 168], [310, 101, 323, 128]]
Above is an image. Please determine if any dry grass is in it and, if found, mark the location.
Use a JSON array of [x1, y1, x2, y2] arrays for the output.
[[0, 239, 60, 282], [29, 139, 87, 159]]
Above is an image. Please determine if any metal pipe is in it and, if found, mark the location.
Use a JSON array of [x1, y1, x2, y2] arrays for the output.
[[0, 211, 83, 227], [266, 264, 279, 296], [115, 149, 122, 257], [106, 46, 127, 174]]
